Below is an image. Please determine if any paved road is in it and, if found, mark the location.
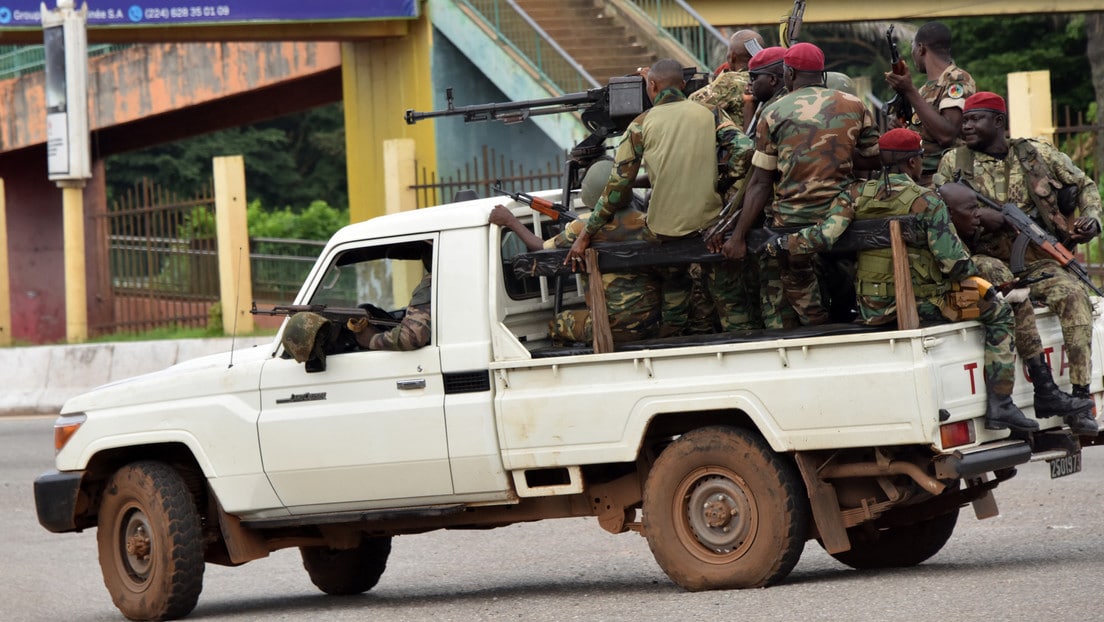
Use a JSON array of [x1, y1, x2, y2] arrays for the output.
[[4, 415, 1103, 621]]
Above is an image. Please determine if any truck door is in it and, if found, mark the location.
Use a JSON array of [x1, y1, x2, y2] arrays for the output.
[[257, 235, 453, 511]]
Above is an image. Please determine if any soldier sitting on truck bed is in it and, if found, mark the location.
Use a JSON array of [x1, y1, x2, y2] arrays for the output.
[[762, 128, 1037, 432], [491, 159, 660, 344]]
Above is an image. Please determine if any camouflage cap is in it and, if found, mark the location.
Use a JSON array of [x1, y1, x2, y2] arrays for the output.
[[282, 312, 331, 364]]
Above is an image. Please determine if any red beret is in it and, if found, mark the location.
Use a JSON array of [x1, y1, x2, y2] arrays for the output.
[[748, 47, 786, 72], [963, 91, 1006, 114], [878, 128, 922, 152], [783, 42, 824, 72]]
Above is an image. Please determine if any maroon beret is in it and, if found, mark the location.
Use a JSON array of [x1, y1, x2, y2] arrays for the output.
[[878, 128, 923, 152], [783, 42, 824, 72], [963, 91, 1006, 115], [749, 47, 786, 72]]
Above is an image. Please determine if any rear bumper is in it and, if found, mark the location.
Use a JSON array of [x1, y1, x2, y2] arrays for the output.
[[934, 440, 1032, 479], [34, 470, 85, 533]]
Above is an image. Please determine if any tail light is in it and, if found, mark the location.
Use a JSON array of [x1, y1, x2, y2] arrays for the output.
[[940, 420, 975, 449]]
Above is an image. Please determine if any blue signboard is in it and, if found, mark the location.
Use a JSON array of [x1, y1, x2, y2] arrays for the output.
[[0, 1, 417, 28]]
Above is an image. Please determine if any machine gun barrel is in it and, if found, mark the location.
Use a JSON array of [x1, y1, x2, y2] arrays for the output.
[[405, 86, 605, 125]]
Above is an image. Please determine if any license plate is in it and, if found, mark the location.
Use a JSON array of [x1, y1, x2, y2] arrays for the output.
[[1049, 451, 1082, 479]]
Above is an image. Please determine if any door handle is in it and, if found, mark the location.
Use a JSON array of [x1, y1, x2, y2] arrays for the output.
[[397, 378, 426, 390]]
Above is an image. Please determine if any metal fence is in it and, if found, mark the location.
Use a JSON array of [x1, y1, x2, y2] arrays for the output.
[[0, 44, 132, 80], [411, 144, 566, 208]]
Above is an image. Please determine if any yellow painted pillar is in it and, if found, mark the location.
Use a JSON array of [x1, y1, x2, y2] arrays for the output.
[[1007, 70, 1053, 144], [62, 181, 88, 343], [383, 138, 423, 301], [0, 179, 10, 347], [342, 12, 436, 224], [213, 155, 255, 336]]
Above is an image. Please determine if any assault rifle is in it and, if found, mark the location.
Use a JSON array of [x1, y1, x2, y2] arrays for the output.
[[250, 302, 400, 328], [779, 0, 805, 47], [884, 26, 913, 127], [965, 188, 1104, 297], [493, 184, 577, 222]]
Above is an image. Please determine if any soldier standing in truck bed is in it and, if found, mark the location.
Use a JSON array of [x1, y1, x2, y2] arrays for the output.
[[721, 42, 880, 327], [565, 58, 754, 336]]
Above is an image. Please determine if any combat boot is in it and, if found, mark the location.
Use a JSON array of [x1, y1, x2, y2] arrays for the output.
[[1066, 384, 1099, 436], [985, 392, 1039, 433], [1025, 354, 1093, 418]]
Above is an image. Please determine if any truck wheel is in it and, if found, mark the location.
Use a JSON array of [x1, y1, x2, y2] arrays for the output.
[[829, 507, 959, 570], [300, 536, 392, 595], [642, 426, 809, 591], [97, 461, 204, 621]]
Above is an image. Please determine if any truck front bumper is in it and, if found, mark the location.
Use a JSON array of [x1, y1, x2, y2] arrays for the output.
[[933, 440, 1032, 479], [34, 470, 85, 533]]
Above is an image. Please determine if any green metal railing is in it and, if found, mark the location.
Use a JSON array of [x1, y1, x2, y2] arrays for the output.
[[626, 0, 728, 71], [461, 0, 599, 94], [0, 44, 131, 80]]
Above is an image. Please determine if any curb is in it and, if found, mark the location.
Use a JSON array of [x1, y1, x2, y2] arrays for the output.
[[1, 336, 273, 416]]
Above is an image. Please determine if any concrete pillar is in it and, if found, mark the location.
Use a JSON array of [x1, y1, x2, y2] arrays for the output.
[[383, 138, 424, 305], [1007, 70, 1053, 144], [341, 13, 436, 224], [62, 182, 88, 343], [213, 155, 254, 336], [0, 178, 10, 347]]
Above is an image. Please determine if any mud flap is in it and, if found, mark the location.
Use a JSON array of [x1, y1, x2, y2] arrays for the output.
[[794, 453, 850, 554]]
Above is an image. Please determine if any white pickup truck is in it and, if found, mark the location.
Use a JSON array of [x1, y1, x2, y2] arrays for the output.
[[34, 191, 1101, 621]]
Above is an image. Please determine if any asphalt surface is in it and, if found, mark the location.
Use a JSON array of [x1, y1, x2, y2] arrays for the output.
[[5, 414, 1103, 621]]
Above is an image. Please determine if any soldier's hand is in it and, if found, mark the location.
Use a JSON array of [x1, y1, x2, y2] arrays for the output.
[[565, 230, 591, 272], [705, 231, 725, 254], [884, 70, 913, 92], [346, 317, 370, 334], [489, 204, 515, 227], [1069, 217, 1101, 243], [721, 235, 747, 261]]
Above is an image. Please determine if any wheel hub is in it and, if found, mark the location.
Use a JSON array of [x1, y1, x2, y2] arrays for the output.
[[122, 509, 153, 579], [686, 475, 753, 553]]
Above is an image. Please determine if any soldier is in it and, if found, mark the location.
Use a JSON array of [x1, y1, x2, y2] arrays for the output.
[[490, 159, 660, 344], [941, 181, 1098, 434], [721, 42, 880, 327], [767, 128, 1036, 432], [689, 29, 764, 128], [884, 21, 976, 186], [346, 245, 432, 351], [935, 91, 1101, 425], [565, 59, 755, 335]]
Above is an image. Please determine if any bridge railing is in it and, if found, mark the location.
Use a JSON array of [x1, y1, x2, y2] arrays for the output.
[[624, 0, 728, 71], [0, 43, 132, 80]]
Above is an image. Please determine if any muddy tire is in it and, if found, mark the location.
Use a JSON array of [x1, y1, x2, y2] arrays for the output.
[[829, 507, 959, 570], [97, 461, 204, 621], [300, 536, 392, 595], [642, 426, 809, 591]]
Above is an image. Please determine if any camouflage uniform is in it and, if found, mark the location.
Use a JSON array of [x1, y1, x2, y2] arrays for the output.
[[794, 174, 1016, 391], [368, 273, 432, 351], [910, 63, 975, 179], [690, 69, 751, 127], [936, 140, 1102, 386], [547, 211, 661, 343], [752, 85, 880, 325], [586, 87, 755, 335], [750, 88, 795, 329]]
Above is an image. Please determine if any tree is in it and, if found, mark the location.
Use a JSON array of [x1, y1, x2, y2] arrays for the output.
[[1087, 12, 1103, 183], [105, 103, 348, 212]]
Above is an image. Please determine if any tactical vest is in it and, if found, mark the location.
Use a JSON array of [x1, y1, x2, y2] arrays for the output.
[[853, 180, 946, 299], [953, 139, 1066, 231]]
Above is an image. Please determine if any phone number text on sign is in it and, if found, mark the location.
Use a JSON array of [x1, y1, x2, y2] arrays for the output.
[[144, 6, 231, 20]]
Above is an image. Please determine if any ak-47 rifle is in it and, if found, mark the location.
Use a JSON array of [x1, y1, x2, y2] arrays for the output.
[[493, 184, 577, 222], [250, 302, 400, 328], [779, 0, 806, 47], [884, 26, 913, 128], [962, 186, 1104, 297]]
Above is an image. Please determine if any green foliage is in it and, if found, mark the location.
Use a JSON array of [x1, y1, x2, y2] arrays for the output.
[[246, 199, 349, 241], [105, 103, 347, 212]]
